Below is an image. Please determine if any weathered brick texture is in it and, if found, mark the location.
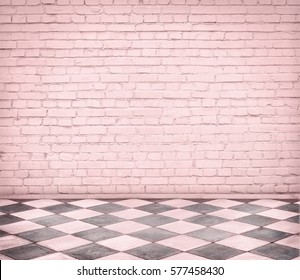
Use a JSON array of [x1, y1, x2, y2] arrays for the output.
[[0, 0, 299, 196]]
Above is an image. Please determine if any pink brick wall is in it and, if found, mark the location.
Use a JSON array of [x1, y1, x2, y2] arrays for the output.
[[0, 0, 299, 197]]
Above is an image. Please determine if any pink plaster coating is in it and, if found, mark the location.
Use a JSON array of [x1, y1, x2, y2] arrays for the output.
[[0, 1, 299, 197]]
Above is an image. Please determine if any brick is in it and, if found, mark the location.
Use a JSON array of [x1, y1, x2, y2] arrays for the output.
[[22, 145, 50, 153], [27, 0, 41, 4], [44, 5, 74, 15], [141, 177, 168, 185], [81, 145, 108, 152], [85, 0, 101, 4], [41, 75, 70, 83], [48, 109, 76, 117], [18, 109, 46, 117], [54, 178, 81, 185], [83, 177, 110, 185], [198, 177, 225, 184], [104, 6, 131, 14], [17, 6, 44, 14], [133, 6, 161, 14], [0, 162, 19, 170], [78, 126, 106, 135], [195, 160, 222, 168], [22, 127, 49, 135], [20, 161, 48, 170], [70, 0, 84, 4], [24, 178, 51, 186], [0, 127, 20, 136]]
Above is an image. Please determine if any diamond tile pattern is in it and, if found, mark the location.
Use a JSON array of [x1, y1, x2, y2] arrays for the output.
[[185, 215, 227, 226], [0, 199, 298, 260], [250, 243, 299, 260], [0, 203, 34, 214], [0, 215, 23, 226], [242, 228, 292, 242], [134, 214, 176, 227], [18, 228, 66, 242], [187, 227, 234, 242], [235, 214, 279, 227], [130, 228, 177, 242], [31, 215, 75, 227], [1, 244, 54, 260], [64, 243, 117, 260], [126, 243, 179, 260], [188, 243, 243, 260], [73, 227, 121, 242]]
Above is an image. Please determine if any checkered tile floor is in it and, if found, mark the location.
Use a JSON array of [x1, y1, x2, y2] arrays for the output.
[[0, 199, 299, 260]]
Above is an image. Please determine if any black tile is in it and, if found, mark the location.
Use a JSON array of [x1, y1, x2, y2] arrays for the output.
[[88, 203, 127, 214], [185, 215, 227, 226], [243, 228, 291, 242], [231, 199, 256, 203], [1, 244, 54, 260], [280, 200, 299, 203], [251, 244, 299, 260], [189, 199, 212, 203], [0, 230, 8, 238], [183, 204, 222, 214], [18, 228, 66, 242], [188, 244, 243, 260], [137, 203, 175, 214], [235, 215, 278, 227], [286, 215, 300, 224], [277, 204, 300, 213], [64, 243, 117, 260], [31, 215, 74, 227], [134, 214, 177, 227], [0, 214, 22, 225], [82, 215, 124, 227], [187, 228, 234, 242], [130, 228, 177, 242], [0, 204, 34, 214], [230, 204, 269, 214], [56, 199, 78, 203], [74, 228, 121, 242], [42, 204, 81, 214], [144, 199, 169, 204], [126, 243, 179, 260]]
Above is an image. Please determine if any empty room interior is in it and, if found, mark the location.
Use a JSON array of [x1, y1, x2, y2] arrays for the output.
[[0, 0, 299, 260]]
